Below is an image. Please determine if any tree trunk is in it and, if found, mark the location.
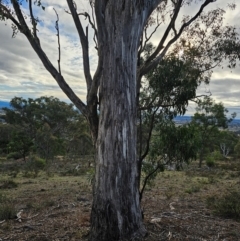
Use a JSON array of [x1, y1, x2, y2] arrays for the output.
[[199, 145, 204, 168], [90, 3, 148, 240]]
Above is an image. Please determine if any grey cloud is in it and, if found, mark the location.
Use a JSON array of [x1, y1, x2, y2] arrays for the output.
[[21, 81, 59, 90]]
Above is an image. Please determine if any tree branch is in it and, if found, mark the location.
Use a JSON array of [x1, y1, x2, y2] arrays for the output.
[[53, 8, 61, 74], [140, 108, 160, 161], [139, 17, 161, 57], [144, 0, 183, 66], [139, 161, 163, 201], [11, 0, 88, 116], [79, 12, 98, 39], [66, 0, 93, 92], [28, 0, 40, 45], [140, 0, 216, 76], [0, 3, 22, 33]]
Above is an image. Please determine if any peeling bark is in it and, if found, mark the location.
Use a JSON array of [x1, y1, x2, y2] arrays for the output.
[[90, 2, 149, 240]]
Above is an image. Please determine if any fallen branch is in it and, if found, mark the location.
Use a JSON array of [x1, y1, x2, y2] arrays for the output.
[[27, 213, 39, 220]]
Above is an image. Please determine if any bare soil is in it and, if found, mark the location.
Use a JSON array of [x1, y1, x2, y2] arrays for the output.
[[0, 159, 240, 241]]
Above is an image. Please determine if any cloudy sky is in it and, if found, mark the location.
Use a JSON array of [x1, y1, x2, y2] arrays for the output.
[[0, 0, 239, 117]]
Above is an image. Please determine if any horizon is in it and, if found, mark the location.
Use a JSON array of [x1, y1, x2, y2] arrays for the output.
[[1, 99, 240, 120], [0, 1, 240, 118]]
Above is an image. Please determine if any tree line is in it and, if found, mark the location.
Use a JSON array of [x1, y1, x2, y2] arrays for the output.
[[1, 94, 239, 175], [0, 96, 93, 162]]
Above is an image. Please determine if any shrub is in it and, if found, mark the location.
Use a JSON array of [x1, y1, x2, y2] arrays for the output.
[[0, 193, 16, 220], [0, 179, 18, 189], [185, 184, 201, 194], [212, 150, 223, 161], [206, 155, 215, 167], [23, 155, 46, 178], [206, 188, 240, 220], [7, 152, 22, 160], [86, 168, 95, 184]]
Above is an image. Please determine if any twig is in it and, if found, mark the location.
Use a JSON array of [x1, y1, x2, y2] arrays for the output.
[[53, 8, 61, 74], [29, 0, 40, 45], [27, 213, 39, 219]]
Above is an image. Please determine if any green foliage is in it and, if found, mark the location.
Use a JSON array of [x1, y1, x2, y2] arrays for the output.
[[139, 119, 201, 200], [7, 152, 22, 160], [36, 123, 65, 161], [1, 96, 93, 160], [141, 160, 164, 186], [7, 130, 33, 160], [212, 150, 223, 161], [0, 124, 14, 155], [0, 193, 16, 220], [207, 188, 240, 220], [193, 96, 235, 128], [64, 115, 93, 159], [149, 121, 201, 167], [217, 131, 238, 157], [86, 168, 95, 185], [185, 185, 201, 194], [140, 45, 209, 120], [23, 155, 46, 178], [191, 96, 236, 167], [206, 155, 215, 167], [234, 140, 240, 158]]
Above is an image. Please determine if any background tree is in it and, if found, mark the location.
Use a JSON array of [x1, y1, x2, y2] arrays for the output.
[[7, 130, 33, 161], [234, 139, 240, 159], [35, 123, 65, 161], [217, 130, 239, 158], [140, 119, 201, 200], [137, 41, 225, 190], [65, 115, 93, 161], [0, 123, 14, 155], [0, 1, 240, 240], [1, 96, 89, 161], [138, 43, 210, 165], [191, 96, 236, 167]]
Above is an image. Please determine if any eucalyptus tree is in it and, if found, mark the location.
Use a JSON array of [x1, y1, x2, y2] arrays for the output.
[[0, 1, 239, 240], [217, 130, 238, 158], [0, 123, 14, 155], [65, 114, 94, 160], [2, 96, 78, 139], [138, 44, 209, 166], [191, 96, 236, 167], [234, 139, 240, 158], [139, 119, 201, 200], [138, 38, 238, 191], [1, 96, 80, 159]]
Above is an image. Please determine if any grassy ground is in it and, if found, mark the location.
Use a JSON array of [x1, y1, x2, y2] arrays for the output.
[[0, 157, 240, 240]]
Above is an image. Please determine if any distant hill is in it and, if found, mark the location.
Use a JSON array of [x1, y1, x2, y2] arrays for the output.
[[174, 116, 192, 122], [0, 101, 239, 126], [174, 116, 240, 126], [0, 101, 10, 109]]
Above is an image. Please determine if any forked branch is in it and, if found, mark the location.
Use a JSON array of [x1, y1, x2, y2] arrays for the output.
[[145, 0, 183, 65], [10, 0, 88, 116], [141, 0, 216, 76], [0, 3, 22, 34], [29, 0, 40, 45], [66, 0, 93, 92]]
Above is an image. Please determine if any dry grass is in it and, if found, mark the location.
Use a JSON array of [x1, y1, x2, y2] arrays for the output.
[[0, 158, 240, 240]]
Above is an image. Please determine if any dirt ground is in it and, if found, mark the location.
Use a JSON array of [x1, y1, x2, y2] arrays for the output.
[[0, 159, 240, 241]]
